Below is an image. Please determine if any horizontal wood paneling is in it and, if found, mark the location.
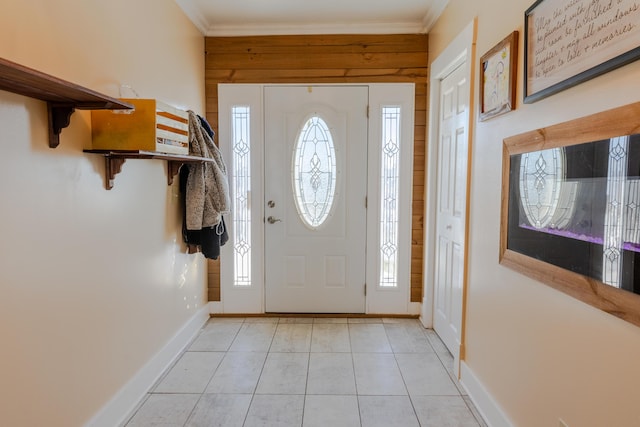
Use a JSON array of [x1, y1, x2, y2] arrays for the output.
[[205, 34, 428, 304], [205, 34, 428, 53], [205, 68, 427, 83], [412, 80, 427, 301], [207, 259, 220, 301], [207, 53, 427, 70]]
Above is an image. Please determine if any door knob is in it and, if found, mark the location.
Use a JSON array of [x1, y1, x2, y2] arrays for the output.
[[268, 200, 276, 208], [267, 216, 282, 224]]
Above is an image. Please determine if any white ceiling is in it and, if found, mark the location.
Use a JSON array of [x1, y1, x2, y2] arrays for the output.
[[175, 0, 449, 36]]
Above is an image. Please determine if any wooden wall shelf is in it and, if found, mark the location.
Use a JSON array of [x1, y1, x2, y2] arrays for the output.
[[84, 150, 214, 190], [0, 57, 133, 148], [0, 57, 208, 190]]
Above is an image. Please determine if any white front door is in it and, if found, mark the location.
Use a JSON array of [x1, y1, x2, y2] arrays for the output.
[[433, 63, 469, 358], [264, 86, 368, 313]]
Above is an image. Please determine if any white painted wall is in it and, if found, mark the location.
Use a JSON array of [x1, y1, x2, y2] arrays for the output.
[[430, 1, 640, 426], [0, 1, 206, 425]]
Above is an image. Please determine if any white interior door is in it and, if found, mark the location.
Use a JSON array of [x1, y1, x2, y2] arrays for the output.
[[264, 86, 368, 313], [433, 64, 469, 358]]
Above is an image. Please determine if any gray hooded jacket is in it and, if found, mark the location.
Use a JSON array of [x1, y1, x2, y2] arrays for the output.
[[185, 110, 230, 230]]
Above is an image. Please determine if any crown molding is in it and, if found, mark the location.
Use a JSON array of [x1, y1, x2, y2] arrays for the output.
[[204, 21, 426, 37], [175, 0, 448, 37], [422, 0, 449, 32], [175, 0, 208, 35]]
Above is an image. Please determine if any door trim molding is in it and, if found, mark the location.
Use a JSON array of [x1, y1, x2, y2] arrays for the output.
[[367, 83, 415, 314], [218, 84, 265, 314], [219, 83, 416, 314], [423, 19, 476, 362]]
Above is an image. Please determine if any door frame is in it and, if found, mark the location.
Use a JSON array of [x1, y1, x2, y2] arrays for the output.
[[423, 19, 476, 371], [217, 83, 415, 314]]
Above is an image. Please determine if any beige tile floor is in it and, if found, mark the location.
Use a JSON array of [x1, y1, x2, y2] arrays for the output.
[[123, 317, 488, 427]]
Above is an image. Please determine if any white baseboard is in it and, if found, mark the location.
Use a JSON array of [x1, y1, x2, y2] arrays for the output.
[[408, 302, 421, 315], [459, 361, 514, 427], [419, 296, 433, 328], [208, 301, 223, 314], [85, 306, 210, 427]]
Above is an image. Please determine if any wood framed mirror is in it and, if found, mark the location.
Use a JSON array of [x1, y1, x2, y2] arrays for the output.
[[501, 101, 640, 327]]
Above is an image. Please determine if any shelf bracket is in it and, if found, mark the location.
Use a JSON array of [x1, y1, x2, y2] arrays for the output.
[[104, 156, 126, 190], [167, 161, 184, 186], [47, 103, 75, 149], [83, 150, 213, 190]]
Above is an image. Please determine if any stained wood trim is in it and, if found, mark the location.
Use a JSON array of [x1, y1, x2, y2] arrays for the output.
[[210, 313, 420, 319], [501, 101, 640, 327]]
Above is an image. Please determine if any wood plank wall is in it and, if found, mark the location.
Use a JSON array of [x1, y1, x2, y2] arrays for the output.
[[204, 34, 428, 303]]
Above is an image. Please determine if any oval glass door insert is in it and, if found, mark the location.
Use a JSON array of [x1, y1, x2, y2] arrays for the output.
[[292, 116, 337, 228], [519, 147, 566, 229]]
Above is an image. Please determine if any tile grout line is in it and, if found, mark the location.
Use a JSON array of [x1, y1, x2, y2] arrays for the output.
[[126, 318, 227, 427], [125, 318, 484, 426], [181, 319, 247, 427], [346, 322, 365, 427], [300, 323, 315, 427], [421, 327, 483, 427], [384, 322, 424, 427], [242, 318, 278, 426], [462, 395, 486, 427]]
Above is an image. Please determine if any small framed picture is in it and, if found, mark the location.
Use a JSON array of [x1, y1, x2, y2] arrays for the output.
[[479, 31, 518, 121]]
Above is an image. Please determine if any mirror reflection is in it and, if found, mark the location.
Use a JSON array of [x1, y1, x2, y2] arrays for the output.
[[508, 134, 640, 294]]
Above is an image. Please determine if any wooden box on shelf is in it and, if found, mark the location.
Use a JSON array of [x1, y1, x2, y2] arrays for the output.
[[91, 98, 189, 155]]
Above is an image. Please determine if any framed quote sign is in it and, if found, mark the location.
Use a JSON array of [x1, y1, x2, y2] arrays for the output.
[[524, 0, 640, 103]]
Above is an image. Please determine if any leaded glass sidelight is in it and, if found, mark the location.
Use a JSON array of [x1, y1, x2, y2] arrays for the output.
[[231, 106, 251, 286], [292, 116, 337, 229], [380, 107, 401, 287], [603, 136, 631, 288]]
